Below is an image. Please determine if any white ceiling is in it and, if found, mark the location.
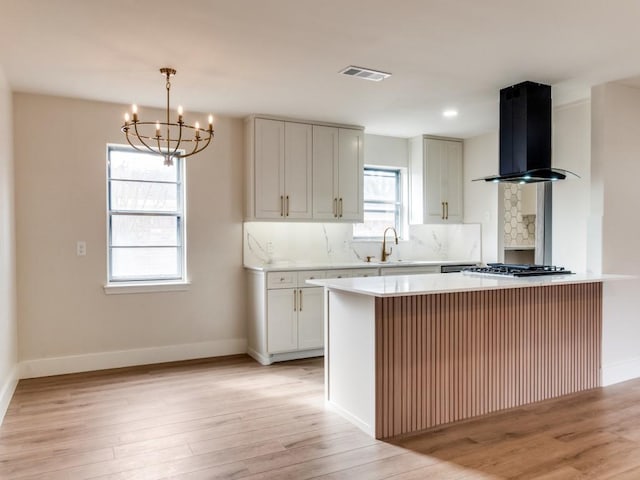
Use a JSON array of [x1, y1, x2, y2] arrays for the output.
[[2, 0, 640, 138]]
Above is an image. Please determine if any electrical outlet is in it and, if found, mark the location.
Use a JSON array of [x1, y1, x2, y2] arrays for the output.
[[266, 242, 274, 254], [77, 241, 86, 256]]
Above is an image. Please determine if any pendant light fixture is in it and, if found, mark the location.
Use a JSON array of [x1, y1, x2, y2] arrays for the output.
[[121, 67, 214, 166]]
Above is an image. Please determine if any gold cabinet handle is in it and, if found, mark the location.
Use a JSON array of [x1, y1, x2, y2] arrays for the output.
[[442, 202, 445, 220], [333, 198, 337, 218], [299, 289, 303, 311], [280, 195, 284, 217], [339, 198, 343, 218], [286, 195, 289, 217], [293, 289, 297, 311], [445, 201, 449, 220]]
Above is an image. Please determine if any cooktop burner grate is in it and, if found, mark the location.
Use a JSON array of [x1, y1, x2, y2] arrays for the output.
[[462, 263, 572, 277]]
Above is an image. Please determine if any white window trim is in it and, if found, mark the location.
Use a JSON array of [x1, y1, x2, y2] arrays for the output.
[[105, 145, 188, 290], [103, 281, 191, 295]]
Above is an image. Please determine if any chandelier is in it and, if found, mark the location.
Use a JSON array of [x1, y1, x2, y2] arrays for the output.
[[121, 67, 214, 166]]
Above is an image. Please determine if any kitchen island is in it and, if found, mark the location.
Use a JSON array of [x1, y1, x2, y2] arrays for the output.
[[308, 272, 619, 439]]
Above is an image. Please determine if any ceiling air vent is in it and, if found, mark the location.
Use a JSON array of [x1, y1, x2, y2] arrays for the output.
[[339, 65, 391, 82]]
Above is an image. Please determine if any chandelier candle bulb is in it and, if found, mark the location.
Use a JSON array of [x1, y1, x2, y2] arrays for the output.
[[132, 104, 138, 122], [208, 115, 213, 131], [178, 105, 183, 123], [155, 122, 161, 137]]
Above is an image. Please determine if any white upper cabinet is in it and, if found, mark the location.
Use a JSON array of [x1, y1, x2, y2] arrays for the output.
[[284, 122, 313, 218], [337, 128, 364, 221], [253, 118, 285, 219], [246, 116, 363, 222], [312, 126, 363, 222], [410, 136, 463, 224], [311, 125, 339, 220], [250, 118, 312, 220]]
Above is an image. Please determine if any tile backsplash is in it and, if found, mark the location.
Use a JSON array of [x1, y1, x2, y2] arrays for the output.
[[243, 222, 481, 267], [503, 184, 535, 247]]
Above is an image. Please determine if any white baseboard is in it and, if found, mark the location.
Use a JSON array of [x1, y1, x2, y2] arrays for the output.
[[247, 347, 271, 365], [19, 338, 247, 379], [325, 400, 374, 437], [0, 365, 19, 425], [602, 356, 640, 386], [246, 347, 324, 366]]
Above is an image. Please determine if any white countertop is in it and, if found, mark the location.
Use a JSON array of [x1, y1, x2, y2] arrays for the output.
[[244, 260, 478, 272], [307, 272, 629, 297]]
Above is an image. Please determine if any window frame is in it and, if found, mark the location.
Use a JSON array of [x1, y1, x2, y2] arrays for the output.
[[106, 145, 187, 285], [353, 166, 406, 240]]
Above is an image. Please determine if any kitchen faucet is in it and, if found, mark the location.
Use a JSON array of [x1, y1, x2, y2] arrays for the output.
[[381, 227, 398, 262]]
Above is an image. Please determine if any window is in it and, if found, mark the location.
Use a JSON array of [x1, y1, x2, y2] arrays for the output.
[[353, 167, 405, 239], [107, 146, 185, 283]]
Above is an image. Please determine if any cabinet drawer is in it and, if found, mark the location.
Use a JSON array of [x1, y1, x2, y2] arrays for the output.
[[298, 270, 326, 285], [325, 268, 380, 279], [353, 268, 379, 278], [267, 271, 297, 289], [380, 265, 440, 276], [324, 269, 354, 279]]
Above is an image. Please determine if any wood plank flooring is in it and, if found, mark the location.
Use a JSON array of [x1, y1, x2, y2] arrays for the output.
[[2, 355, 640, 479]]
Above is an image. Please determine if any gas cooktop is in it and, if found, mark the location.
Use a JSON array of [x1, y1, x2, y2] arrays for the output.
[[463, 263, 573, 277]]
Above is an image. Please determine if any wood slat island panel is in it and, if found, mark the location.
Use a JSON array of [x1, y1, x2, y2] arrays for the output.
[[374, 282, 602, 438]]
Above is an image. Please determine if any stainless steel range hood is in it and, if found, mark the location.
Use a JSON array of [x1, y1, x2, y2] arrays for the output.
[[476, 81, 578, 183]]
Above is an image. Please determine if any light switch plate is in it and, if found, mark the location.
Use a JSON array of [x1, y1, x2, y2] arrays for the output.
[[77, 241, 86, 256]]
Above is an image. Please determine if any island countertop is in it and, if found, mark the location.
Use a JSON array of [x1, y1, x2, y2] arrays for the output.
[[307, 271, 627, 297]]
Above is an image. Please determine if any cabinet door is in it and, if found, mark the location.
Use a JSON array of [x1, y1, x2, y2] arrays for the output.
[[297, 287, 324, 350], [424, 138, 445, 223], [254, 119, 285, 219], [443, 140, 463, 222], [284, 122, 313, 219], [267, 289, 298, 353], [312, 125, 339, 219], [337, 128, 364, 221]]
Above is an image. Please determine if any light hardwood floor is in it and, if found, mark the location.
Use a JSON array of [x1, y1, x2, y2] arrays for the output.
[[2, 355, 640, 479]]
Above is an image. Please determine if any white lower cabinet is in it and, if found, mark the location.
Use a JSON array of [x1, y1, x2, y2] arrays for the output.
[[266, 288, 299, 353], [246, 264, 463, 365], [267, 286, 324, 353], [248, 269, 327, 365], [297, 287, 324, 350]]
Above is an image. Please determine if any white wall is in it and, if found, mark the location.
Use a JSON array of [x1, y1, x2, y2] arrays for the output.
[[14, 93, 246, 378], [0, 67, 18, 423], [590, 82, 640, 385], [463, 132, 500, 263], [363, 134, 408, 168], [551, 100, 591, 273]]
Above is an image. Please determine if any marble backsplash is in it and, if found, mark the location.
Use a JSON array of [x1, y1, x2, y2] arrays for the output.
[[243, 222, 482, 267]]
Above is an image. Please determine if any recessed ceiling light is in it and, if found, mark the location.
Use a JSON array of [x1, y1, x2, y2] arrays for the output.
[[443, 109, 458, 118], [339, 66, 392, 82]]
